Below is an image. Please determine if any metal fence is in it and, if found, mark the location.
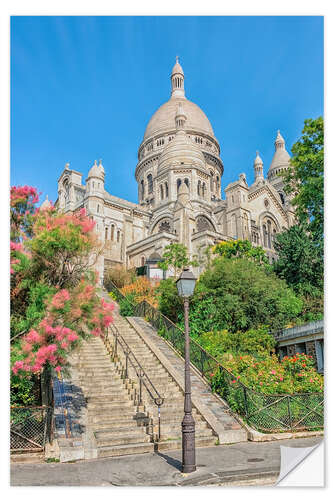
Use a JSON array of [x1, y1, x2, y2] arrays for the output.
[[10, 405, 53, 453], [107, 282, 324, 433]]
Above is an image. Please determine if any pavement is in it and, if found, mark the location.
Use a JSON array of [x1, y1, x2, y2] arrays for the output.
[[10, 436, 322, 487]]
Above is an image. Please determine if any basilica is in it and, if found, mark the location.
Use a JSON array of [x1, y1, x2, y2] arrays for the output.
[[53, 58, 296, 281]]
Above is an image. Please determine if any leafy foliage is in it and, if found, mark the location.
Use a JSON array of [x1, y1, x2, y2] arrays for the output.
[[273, 225, 323, 293], [210, 353, 323, 395], [212, 239, 269, 266], [120, 276, 159, 307], [156, 278, 183, 324], [195, 328, 276, 359], [158, 243, 198, 278], [282, 117, 324, 249], [104, 265, 136, 289], [188, 257, 303, 335]]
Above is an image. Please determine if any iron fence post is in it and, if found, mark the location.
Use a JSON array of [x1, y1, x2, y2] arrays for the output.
[[243, 387, 249, 418], [125, 349, 129, 379], [114, 331, 118, 359], [139, 369, 143, 406], [287, 395, 292, 430]]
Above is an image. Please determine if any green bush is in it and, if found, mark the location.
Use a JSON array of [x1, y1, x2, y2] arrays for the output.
[[119, 297, 135, 317], [156, 278, 183, 324], [189, 257, 303, 335], [195, 327, 276, 358]]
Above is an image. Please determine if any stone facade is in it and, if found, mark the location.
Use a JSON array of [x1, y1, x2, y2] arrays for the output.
[[54, 58, 295, 281]]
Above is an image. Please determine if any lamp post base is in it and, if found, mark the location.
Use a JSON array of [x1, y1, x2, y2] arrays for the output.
[[182, 413, 196, 473]]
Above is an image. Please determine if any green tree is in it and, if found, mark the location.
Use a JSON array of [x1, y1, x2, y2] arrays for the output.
[[273, 225, 323, 294], [189, 257, 302, 334], [283, 117, 324, 249], [156, 278, 183, 323], [212, 239, 269, 265], [158, 243, 198, 278]]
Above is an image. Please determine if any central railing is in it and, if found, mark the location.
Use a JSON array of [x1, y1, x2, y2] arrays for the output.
[[106, 281, 324, 434], [103, 320, 164, 441]]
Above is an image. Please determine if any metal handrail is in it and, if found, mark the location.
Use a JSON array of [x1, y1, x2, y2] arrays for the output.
[[103, 320, 164, 440]]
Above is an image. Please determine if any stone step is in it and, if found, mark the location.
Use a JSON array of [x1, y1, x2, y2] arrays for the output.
[[156, 435, 217, 452], [87, 393, 131, 402], [89, 419, 147, 431], [97, 442, 154, 458], [96, 432, 151, 447], [88, 411, 139, 424], [88, 400, 133, 410], [95, 427, 149, 439], [159, 427, 214, 440], [85, 388, 127, 397]]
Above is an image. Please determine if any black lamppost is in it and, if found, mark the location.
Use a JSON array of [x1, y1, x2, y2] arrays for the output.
[[176, 268, 197, 473]]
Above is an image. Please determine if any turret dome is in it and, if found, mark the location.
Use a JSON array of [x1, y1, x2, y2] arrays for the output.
[[87, 159, 104, 180], [268, 130, 290, 181]]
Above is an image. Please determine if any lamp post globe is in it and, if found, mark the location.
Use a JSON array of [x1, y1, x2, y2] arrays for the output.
[[176, 268, 197, 473]]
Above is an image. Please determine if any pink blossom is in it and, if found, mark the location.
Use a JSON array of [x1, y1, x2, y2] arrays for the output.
[[55, 366, 61, 372], [12, 360, 24, 374], [26, 329, 41, 344], [67, 332, 78, 342], [10, 241, 23, 252]]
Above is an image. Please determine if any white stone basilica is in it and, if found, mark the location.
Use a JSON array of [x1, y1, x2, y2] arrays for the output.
[[54, 58, 295, 281]]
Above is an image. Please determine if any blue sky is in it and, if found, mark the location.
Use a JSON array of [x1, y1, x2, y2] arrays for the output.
[[11, 16, 323, 205]]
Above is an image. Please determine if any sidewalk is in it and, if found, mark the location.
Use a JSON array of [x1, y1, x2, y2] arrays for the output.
[[11, 436, 322, 486]]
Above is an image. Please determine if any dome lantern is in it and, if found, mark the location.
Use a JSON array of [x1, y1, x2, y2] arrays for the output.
[[171, 56, 185, 98]]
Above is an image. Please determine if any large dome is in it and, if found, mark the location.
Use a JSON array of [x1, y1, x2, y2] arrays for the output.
[[144, 97, 215, 140]]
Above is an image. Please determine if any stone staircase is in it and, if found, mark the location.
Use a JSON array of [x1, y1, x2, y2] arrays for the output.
[[111, 312, 217, 450], [77, 337, 154, 458]]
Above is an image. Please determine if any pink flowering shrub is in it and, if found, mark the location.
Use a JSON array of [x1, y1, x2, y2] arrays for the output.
[[10, 185, 114, 388], [12, 280, 114, 376]]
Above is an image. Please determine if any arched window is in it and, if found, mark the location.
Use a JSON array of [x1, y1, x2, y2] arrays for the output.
[[197, 180, 201, 196], [263, 224, 268, 247], [196, 215, 214, 232], [117, 230, 120, 243], [160, 184, 164, 200], [210, 171, 214, 191], [97, 204, 100, 213], [232, 214, 237, 238], [147, 174, 153, 194], [165, 182, 169, 197], [184, 178, 189, 188], [105, 227, 108, 240], [267, 220, 272, 249], [141, 180, 144, 199], [177, 178, 182, 191], [279, 192, 285, 205], [141, 256, 145, 267], [216, 176, 220, 193], [111, 224, 115, 241], [202, 182, 206, 198]]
